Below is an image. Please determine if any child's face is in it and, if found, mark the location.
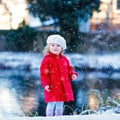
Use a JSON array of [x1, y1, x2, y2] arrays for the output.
[[49, 43, 62, 55]]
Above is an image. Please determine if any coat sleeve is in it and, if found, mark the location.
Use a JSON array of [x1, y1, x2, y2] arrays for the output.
[[67, 58, 78, 80], [40, 57, 50, 88]]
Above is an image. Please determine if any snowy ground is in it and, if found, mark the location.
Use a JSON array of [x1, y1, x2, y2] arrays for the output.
[[0, 115, 120, 120], [1, 52, 120, 70]]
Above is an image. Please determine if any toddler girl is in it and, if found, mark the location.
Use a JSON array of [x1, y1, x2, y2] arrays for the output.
[[40, 34, 77, 116]]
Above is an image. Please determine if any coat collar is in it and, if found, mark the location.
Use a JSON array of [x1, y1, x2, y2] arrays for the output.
[[46, 52, 63, 58]]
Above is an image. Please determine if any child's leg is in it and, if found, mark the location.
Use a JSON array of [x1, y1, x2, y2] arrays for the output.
[[46, 102, 56, 116], [55, 102, 64, 116]]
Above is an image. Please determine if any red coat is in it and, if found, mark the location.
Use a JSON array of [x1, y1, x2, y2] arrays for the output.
[[40, 52, 77, 102]]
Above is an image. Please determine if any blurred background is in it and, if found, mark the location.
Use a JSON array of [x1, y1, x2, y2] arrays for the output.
[[0, 0, 120, 116]]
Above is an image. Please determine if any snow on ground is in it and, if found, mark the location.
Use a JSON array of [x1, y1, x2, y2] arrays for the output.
[[1, 52, 120, 70], [0, 114, 120, 120]]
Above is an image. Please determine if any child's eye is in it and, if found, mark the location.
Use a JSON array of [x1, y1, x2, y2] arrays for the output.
[[51, 44, 55, 46], [57, 45, 60, 47]]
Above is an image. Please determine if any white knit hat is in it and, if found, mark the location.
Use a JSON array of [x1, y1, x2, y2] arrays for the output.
[[46, 34, 67, 50]]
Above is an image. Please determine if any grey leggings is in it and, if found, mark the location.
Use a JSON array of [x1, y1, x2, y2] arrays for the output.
[[46, 102, 64, 116]]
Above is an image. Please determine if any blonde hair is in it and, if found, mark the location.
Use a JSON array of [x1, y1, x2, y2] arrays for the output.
[[42, 45, 50, 56]]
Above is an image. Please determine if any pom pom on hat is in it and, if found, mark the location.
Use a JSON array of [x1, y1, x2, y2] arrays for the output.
[[46, 34, 67, 50]]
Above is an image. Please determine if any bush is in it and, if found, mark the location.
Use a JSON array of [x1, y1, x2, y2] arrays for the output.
[[6, 25, 38, 52]]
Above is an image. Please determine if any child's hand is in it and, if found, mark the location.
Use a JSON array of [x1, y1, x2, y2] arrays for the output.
[[45, 85, 50, 92], [72, 74, 77, 80]]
